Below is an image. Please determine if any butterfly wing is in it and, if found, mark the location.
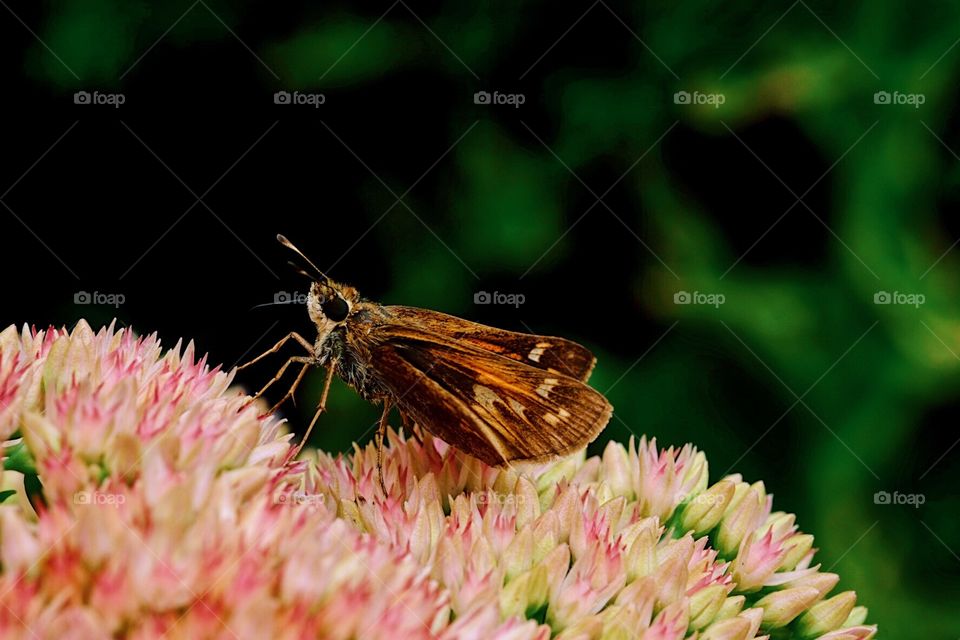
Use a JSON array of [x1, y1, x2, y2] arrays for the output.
[[384, 306, 597, 382], [370, 322, 612, 466]]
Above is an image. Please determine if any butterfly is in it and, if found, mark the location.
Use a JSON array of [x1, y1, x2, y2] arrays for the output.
[[241, 235, 613, 491]]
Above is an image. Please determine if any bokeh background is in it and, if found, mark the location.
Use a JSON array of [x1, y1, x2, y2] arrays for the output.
[[2, 1, 959, 635]]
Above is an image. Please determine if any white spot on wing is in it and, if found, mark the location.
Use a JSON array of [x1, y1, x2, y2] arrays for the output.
[[544, 413, 560, 426], [536, 378, 559, 398], [473, 384, 501, 414], [528, 346, 545, 362], [470, 384, 511, 462]]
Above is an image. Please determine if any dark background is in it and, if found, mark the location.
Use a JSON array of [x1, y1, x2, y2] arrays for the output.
[[2, 1, 958, 635]]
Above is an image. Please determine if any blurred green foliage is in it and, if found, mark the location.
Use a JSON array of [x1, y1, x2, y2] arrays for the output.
[[24, 1, 960, 635]]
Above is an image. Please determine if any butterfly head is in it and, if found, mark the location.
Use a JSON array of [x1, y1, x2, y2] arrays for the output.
[[307, 279, 358, 328]]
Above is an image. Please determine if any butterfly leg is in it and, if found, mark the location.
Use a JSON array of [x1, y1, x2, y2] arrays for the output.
[[292, 358, 338, 457], [242, 356, 312, 411], [266, 360, 312, 414], [376, 401, 392, 495], [237, 332, 313, 371], [400, 412, 424, 445]]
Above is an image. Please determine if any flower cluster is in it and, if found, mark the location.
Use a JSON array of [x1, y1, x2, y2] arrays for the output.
[[0, 322, 876, 639]]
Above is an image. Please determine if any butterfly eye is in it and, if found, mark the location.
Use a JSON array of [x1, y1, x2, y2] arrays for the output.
[[321, 296, 350, 322]]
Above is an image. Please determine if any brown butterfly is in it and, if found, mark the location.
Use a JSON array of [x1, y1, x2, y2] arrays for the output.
[[241, 235, 613, 491]]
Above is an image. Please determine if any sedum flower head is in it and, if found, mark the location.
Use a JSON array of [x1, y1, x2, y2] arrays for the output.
[[0, 322, 876, 639]]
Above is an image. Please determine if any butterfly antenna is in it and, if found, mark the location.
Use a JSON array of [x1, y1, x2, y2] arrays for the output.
[[286, 262, 314, 279], [277, 234, 329, 282]]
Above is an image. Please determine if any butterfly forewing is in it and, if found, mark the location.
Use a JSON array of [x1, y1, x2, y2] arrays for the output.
[[385, 306, 597, 381], [369, 322, 612, 466]]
